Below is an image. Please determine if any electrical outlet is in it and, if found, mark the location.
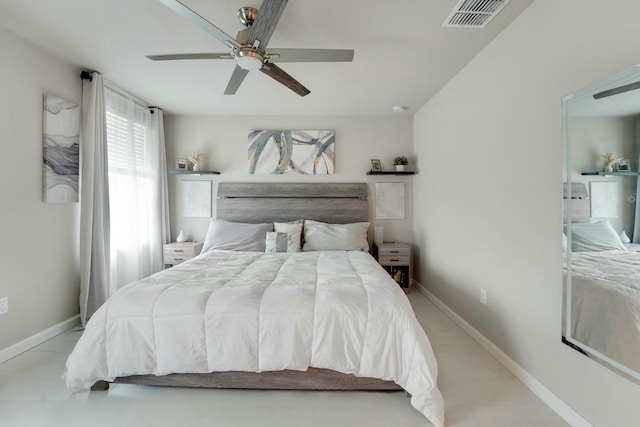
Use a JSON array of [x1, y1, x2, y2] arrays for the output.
[[480, 289, 487, 305], [0, 297, 7, 315]]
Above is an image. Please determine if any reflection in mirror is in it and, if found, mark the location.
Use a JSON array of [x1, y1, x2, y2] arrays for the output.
[[563, 64, 640, 383]]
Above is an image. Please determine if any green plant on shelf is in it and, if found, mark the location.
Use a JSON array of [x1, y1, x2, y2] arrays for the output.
[[394, 156, 408, 166]]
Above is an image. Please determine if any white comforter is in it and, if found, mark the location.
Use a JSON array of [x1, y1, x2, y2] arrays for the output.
[[568, 250, 640, 373], [66, 250, 444, 427]]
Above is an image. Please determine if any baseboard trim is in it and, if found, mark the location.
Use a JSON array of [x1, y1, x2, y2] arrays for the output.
[[0, 315, 80, 364], [414, 282, 592, 427]]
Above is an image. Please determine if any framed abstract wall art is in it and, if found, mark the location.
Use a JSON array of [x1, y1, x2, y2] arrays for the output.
[[182, 180, 212, 217], [248, 130, 335, 174], [375, 182, 405, 220], [42, 94, 80, 203]]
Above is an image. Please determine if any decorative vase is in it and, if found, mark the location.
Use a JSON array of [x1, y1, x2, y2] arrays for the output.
[[604, 164, 613, 173], [620, 231, 631, 244], [192, 164, 200, 171], [395, 165, 406, 172], [176, 230, 187, 242]]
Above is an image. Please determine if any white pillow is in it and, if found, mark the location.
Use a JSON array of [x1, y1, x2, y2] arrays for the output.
[[568, 220, 628, 252], [265, 232, 289, 253], [274, 220, 303, 252], [302, 220, 370, 252], [201, 219, 273, 253]]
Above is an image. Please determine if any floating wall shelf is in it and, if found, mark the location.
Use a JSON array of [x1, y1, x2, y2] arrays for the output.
[[366, 171, 415, 176], [581, 171, 638, 177], [169, 170, 220, 175]]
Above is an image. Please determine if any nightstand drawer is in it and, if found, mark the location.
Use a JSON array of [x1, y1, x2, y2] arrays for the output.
[[164, 246, 198, 256], [378, 255, 410, 265], [164, 254, 190, 265], [377, 246, 410, 256]]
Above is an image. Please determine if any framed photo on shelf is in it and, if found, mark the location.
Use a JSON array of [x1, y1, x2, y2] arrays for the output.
[[177, 158, 188, 170], [370, 159, 382, 172], [616, 159, 630, 172]]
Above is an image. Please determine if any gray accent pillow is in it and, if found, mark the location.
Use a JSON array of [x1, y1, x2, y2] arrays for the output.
[[265, 232, 289, 253], [274, 220, 303, 252], [201, 219, 273, 254]]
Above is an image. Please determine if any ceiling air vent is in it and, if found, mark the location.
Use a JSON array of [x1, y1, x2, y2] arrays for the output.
[[443, 0, 511, 28]]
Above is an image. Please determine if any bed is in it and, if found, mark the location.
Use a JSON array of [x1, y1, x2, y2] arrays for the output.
[[563, 211, 640, 379], [65, 183, 445, 427], [567, 250, 640, 374]]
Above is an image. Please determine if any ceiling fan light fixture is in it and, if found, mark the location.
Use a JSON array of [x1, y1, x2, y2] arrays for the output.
[[237, 7, 258, 28], [234, 48, 264, 70]]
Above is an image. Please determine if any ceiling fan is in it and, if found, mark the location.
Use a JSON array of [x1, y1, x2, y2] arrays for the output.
[[148, 0, 354, 97]]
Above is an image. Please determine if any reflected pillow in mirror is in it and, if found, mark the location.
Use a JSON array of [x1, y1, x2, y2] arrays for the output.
[[568, 220, 628, 252]]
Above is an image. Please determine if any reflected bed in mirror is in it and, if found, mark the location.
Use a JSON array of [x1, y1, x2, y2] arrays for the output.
[[563, 64, 640, 383]]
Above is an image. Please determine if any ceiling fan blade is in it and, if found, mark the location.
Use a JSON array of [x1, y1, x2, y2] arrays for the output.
[[260, 63, 310, 97], [267, 49, 354, 63], [158, 0, 240, 48], [224, 65, 250, 95], [146, 53, 232, 61], [247, 0, 288, 49]]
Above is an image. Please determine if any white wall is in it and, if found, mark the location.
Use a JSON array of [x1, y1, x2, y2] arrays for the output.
[[413, 0, 640, 426], [163, 115, 415, 246], [0, 26, 81, 349]]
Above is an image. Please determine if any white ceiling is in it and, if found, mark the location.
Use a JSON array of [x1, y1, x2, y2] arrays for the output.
[[0, 0, 534, 116]]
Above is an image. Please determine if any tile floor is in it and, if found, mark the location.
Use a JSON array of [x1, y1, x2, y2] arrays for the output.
[[0, 292, 568, 427]]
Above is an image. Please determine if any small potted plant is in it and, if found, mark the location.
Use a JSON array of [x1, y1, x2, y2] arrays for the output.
[[394, 156, 409, 172], [601, 152, 621, 173]]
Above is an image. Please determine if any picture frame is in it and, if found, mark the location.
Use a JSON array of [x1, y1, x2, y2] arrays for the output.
[[177, 158, 188, 170], [370, 159, 382, 172], [616, 159, 630, 172]]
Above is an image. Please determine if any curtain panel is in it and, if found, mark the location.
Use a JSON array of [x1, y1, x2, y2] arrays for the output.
[[79, 73, 110, 327], [79, 75, 169, 325]]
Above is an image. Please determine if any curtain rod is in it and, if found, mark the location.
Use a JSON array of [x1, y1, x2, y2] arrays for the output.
[[80, 70, 159, 113], [80, 70, 93, 81]]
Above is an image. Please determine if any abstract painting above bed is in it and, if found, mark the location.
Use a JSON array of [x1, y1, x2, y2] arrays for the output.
[[248, 130, 335, 174]]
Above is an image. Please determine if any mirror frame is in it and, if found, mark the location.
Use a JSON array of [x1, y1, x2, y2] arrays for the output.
[[562, 64, 640, 383]]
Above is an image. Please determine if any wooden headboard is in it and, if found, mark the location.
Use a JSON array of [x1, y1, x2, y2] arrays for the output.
[[216, 182, 368, 224]]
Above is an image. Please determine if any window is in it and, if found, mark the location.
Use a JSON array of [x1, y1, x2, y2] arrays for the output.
[[104, 85, 157, 291]]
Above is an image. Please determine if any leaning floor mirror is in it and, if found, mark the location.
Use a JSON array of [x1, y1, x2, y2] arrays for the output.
[[563, 64, 640, 383]]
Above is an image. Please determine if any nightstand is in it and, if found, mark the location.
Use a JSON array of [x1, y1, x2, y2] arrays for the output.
[[373, 242, 412, 292], [163, 241, 203, 268]]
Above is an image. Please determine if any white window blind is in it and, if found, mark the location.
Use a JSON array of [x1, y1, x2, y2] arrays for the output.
[[105, 86, 148, 176], [103, 83, 157, 290]]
